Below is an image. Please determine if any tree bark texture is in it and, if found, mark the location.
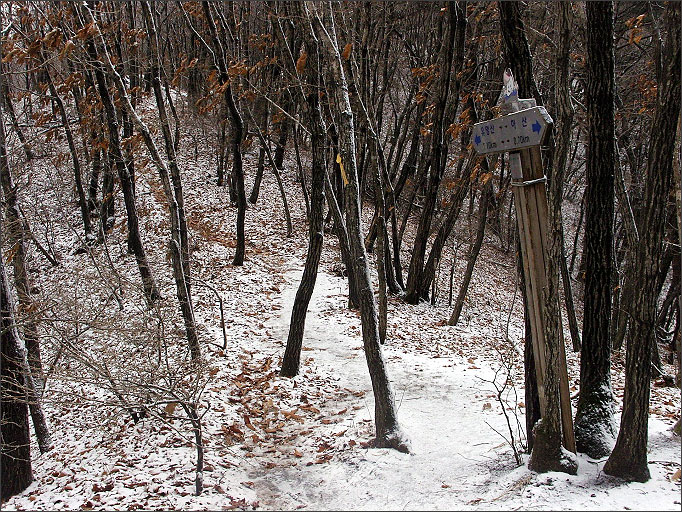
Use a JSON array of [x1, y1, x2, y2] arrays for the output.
[[498, 2, 542, 103], [499, 0, 543, 457], [604, 1, 680, 483], [552, 2, 581, 354], [518, 147, 576, 475], [575, 1, 617, 460]]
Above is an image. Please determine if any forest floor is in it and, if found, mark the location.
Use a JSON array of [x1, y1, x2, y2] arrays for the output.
[[3, 95, 681, 511]]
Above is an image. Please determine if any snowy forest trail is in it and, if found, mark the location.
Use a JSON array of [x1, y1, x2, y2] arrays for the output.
[[2, 2, 682, 509], [2, 152, 680, 511], [245, 266, 516, 510], [1, 80, 679, 512], [239, 268, 681, 511], [2, 121, 679, 511]]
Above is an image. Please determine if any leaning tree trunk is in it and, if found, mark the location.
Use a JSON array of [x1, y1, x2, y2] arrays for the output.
[[604, 1, 680, 483], [247, 108, 294, 237], [419, 87, 498, 302], [136, 1, 200, 359], [0, 63, 33, 161], [99, 149, 115, 239], [524, 144, 577, 475], [281, 25, 326, 377], [0, 96, 52, 455], [249, 98, 269, 205], [41, 62, 92, 241], [499, 0, 576, 475], [88, 141, 101, 213], [0, 133, 44, 395], [84, 34, 160, 306], [84, 1, 201, 359], [324, 163, 360, 310], [200, 2, 247, 266], [0, 106, 33, 495], [499, 0, 543, 451], [673, 119, 682, 402], [449, 178, 492, 326], [346, 51, 401, 297], [574, 1, 617, 460], [311, 2, 408, 452]]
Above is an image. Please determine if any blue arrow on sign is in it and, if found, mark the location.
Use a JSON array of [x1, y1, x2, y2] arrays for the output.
[[474, 134, 481, 145], [532, 120, 541, 133]]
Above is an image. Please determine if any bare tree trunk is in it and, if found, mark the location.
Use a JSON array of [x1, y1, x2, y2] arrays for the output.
[[88, 144, 101, 213], [418, 81, 499, 302], [274, 121, 289, 173], [574, 1, 617, 459], [0, 107, 37, 498], [605, 1, 680, 482], [449, 179, 492, 326], [281, 22, 326, 377], [84, 32, 160, 306], [293, 122, 311, 220], [1, 91, 53, 459], [499, 1, 576, 474], [0, 243, 33, 501], [560, 244, 581, 352], [99, 149, 115, 239], [324, 164, 360, 310], [498, 0, 540, 459], [0, 139, 45, 395], [41, 62, 92, 240], [346, 49, 401, 295], [216, 120, 228, 188], [201, 3, 247, 265], [0, 65, 33, 161], [247, 107, 293, 237], [92, 1, 200, 360], [673, 119, 682, 400], [551, 2, 581, 354], [249, 98, 268, 205], [405, 2, 466, 304], [311, 2, 408, 452]]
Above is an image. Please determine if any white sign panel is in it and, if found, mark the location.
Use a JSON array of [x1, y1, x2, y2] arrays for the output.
[[472, 106, 553, 155]]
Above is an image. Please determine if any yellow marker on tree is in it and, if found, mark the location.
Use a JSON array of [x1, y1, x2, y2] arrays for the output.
[[337, 153, 349, 186]]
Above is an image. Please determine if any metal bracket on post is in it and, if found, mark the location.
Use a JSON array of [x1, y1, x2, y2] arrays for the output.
[[510, 176, 547, 187]]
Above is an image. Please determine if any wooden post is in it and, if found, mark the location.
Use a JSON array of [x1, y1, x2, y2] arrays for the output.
[[512, 147, 576, 454], [474, 92, 576, 454]]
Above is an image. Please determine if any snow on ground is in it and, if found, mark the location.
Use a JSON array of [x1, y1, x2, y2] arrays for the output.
[[6, 261, 680, 510], [3, 90, 680, 511]]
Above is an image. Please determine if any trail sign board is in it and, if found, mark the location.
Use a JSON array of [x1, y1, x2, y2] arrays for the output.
[[472, 106, 553, 155]]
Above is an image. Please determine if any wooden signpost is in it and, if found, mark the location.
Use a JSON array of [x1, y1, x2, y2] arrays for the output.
[[473, 74, 576, 454]]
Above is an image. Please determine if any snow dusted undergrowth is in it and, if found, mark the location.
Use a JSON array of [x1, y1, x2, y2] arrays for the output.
[[3, 93, 681, 511]]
